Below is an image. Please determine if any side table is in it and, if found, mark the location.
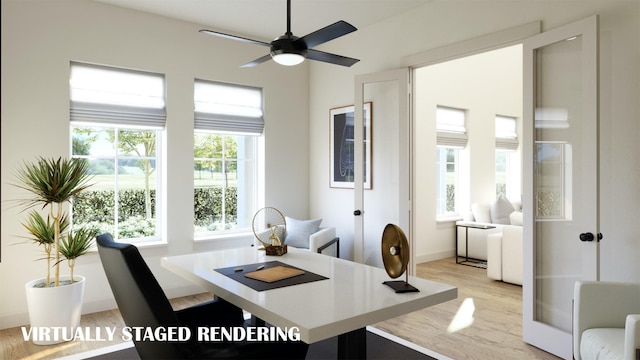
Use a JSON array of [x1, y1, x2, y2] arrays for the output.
[[455, 222, 496, 268]]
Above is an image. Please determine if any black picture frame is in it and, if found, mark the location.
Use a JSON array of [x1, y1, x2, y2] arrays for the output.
[[329, 102, 372, 189]]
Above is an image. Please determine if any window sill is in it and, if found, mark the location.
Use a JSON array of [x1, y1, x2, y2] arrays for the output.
[[194, 231, 253, 242], [131, 239, 169, 248], [436, 215, 463, 224], [86, 238, 168, 254], [193, 231, 255, 251]]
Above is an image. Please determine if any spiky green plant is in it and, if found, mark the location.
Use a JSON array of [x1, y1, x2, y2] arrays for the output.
[[21, 211, 69, 286], [14, 157, 93, 286], [59, 227, 98, 283]]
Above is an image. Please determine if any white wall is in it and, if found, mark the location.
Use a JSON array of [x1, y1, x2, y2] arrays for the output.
[[0, 0, 310, 328], [308, 0, 640, 282]]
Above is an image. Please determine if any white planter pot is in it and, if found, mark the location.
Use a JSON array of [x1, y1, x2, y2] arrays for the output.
[[25, 275, 86, 345]]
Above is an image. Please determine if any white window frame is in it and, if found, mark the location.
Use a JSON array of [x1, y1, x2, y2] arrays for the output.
[[69, 62, 165, 244], [436, 147, 460, 217], [436, 106, 466, 218], [193, 80, 264, 241]]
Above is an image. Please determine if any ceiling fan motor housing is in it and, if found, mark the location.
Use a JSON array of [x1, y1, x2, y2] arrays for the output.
[[270, 34, 308, 58]]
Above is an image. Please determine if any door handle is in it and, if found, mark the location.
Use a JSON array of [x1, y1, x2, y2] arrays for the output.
[[579, 232, 595, 242], [353, 210, 362, 216]]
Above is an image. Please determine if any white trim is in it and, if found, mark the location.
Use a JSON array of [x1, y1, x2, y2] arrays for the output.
[[403, 21, 541, 67]]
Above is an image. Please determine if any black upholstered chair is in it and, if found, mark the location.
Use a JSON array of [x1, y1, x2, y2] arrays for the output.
[[96, 233, 308, 359]]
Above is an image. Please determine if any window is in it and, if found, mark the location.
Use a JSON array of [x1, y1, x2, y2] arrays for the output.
[[70, 62, 165, 243], [436, 106, 466, 217], [495, 115, 518, 197], [535, 142, 571, 219], [436, 148, 458, 215], [495, 150, 510, 197], [194, 80, 263, 236]]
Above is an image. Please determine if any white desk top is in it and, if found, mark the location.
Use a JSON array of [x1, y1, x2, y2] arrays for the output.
[[161, 247, 457, 343]]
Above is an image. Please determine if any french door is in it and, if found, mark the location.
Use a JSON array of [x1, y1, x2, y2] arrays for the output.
[[348, 15, 599, 358], [353, 69, 412, 272], [522, 15, 600, 359]]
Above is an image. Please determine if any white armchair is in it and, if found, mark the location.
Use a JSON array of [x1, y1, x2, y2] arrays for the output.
[[309, 227, 339, 257], [573, 281, 640, 360], [281, 217, 339, 257]]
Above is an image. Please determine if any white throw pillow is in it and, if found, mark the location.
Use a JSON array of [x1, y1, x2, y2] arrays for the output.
[[284, 217, 322, 249], [471, 203, 492, 223], [491, 195, 515, 225], [509, 211, 523, 226]]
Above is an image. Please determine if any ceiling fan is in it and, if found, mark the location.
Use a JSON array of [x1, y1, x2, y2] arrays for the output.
[[199, 0, 360, 68]]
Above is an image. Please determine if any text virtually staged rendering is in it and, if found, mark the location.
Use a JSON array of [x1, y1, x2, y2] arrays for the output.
[[21, 326, 303, 343]]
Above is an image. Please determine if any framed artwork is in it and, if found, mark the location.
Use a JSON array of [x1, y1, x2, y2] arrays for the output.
[[330, 102, 372, 189]]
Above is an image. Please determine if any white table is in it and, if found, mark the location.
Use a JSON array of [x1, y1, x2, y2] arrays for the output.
[[161, 246, 457, 359]]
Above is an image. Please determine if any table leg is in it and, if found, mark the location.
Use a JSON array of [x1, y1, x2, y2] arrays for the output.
[[465, 227, 469, 262], [337, 327, 367, 360], [455, 225, 459, 264]]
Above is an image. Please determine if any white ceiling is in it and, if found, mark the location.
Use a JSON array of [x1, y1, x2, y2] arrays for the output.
[[94, 0, 433, 42]]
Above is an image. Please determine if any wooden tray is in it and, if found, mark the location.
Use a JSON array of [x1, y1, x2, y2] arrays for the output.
[[245, 265, 305, 283]]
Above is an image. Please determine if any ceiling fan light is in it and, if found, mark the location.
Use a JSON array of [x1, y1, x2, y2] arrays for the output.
[[271, 52, 305, 66]]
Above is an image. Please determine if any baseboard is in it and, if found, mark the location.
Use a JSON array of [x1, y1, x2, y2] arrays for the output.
[[415, 250, 455, 264], [0, 284, 205, 330], [0, 313, 30, 330]]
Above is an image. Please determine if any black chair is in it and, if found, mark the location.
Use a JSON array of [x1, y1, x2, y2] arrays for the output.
[[96, 233, 308, 359]]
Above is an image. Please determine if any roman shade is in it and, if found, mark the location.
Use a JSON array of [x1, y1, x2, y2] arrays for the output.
[[194, 80, 264, 135], [437, 106, 468, 148], [495, 115, 519, 150], [70, 62, 166, 128]]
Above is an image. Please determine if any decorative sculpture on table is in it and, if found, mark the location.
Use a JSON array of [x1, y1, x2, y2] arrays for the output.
[[269, 225, 282, 246], [381, 224, 419, 293], [252, 207, 287, 256]]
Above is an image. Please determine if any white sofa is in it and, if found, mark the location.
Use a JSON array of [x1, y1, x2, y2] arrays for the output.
[[573, 281, 640, 360], [456, 196, 522, 261], [486, 225, 523, 285]]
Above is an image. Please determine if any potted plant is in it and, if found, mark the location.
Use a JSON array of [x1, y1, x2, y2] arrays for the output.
[[14, 156, 97, 345]]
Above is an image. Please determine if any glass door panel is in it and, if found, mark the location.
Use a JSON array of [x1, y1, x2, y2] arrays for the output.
[[523, 16, 599, 358]]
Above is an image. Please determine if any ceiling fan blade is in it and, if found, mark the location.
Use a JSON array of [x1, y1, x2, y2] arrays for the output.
[[296, 20, 357, 49], [306, 49, 359, 67], [240, 54, 273, 68], [199, 29, 271, 47]]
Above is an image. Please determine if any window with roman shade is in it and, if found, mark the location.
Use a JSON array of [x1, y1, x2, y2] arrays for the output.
[[435, 106, 465, 217], [194, 80, 264, 135], [495, 115, 519, 150], [69, 62, 165, 243], [193, 79, 263, 238], [436, 106, 467, 148]]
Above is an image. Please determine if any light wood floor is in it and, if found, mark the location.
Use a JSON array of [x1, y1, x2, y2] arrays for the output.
[[375, 257, 560, 360], [1, 257, 560, 360]]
